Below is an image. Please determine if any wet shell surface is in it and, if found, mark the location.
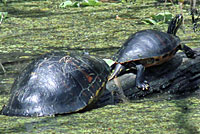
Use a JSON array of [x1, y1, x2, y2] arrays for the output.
[[1, 52, 110, 117], [113, 29, 180, 67]]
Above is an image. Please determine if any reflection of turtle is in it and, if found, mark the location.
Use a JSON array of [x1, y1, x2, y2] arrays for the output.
[[1, 52, 110, 117], [109, 14, 196, 90]]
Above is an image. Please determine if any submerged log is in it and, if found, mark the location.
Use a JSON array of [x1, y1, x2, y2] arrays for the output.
[[97, 47, 200, 106]]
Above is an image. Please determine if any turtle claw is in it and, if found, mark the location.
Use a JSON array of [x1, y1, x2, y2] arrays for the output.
[[182, 44, 197, 59], [137, 81, 150, 91], [186, 50, 197, 59]]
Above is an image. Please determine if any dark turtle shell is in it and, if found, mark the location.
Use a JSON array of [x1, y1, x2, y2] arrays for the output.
[[113, 29, 181, 66], [1, 52, 110, 117]]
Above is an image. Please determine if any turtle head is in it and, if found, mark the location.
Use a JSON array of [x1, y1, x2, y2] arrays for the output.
[[167, 14, 183, 36], [108, 63, 125, 81]]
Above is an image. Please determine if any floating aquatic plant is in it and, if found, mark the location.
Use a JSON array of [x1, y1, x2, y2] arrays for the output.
[[0, 0, 7, 5], [143, 12, 173, 25], [59, 0, 102, 8]]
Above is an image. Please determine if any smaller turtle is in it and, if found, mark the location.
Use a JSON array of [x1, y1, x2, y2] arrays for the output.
[[109, 14, 196, 90], [1, 52, 110, 117]]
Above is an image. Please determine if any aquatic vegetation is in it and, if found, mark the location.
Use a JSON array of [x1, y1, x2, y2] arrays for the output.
[[142, 12, 173, 25], [103, 58, 115, 67], [0, 12, 8, 25], [120, 0, 136, 4], [59, 0, 102, 8], [0, 0, 200, 133], [0, 0, 7, 5]]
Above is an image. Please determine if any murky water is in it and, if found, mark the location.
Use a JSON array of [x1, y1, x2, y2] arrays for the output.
[[0, 0, 200, 133]]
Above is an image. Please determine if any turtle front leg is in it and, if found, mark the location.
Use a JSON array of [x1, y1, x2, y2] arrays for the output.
[[180, 44, 197, 59], [136, 64, 149, 90]]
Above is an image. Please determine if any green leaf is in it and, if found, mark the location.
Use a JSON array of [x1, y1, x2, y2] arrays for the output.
[[103, 59, 115, 67], [1, 0, 7, 5], [142, 18, 157, 25], [80, 0, 101, 7], [0, 12, 8, 18], [152, 12, 173, 23], [59, 0, 74, 8], [59, 0, 101, 8], [143, 12, 173, 25]]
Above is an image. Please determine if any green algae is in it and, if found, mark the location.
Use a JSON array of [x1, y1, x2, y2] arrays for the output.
[[1, 98, 200, 133], [0, 0, 198, 55], [0, 0, 200, 133]]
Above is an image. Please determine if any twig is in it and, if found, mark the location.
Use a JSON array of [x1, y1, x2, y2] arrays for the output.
[[191, 9, 199, 32], [190, 0, 196, 11], [0, 62, 6, 73], [0, 13, 4, 25]]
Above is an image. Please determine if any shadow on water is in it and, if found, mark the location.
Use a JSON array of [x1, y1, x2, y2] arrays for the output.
[[1, 0, 161, 19], [45, 46, 120, 56], [173, 95, 199, 134], [2, 7, 50, 18], [0, 116, 72, 133], [4, 0, 47, 4]]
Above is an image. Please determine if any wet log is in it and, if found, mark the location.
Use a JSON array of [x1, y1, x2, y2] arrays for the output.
[[97, 47, 200, 106]]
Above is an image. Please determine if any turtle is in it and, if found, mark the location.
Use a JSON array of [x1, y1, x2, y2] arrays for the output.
[[1, 52, 110, 117], [109, 14, 196, 90]]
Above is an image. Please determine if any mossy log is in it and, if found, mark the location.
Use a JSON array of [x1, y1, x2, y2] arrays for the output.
[[97, 47, 200, 106]]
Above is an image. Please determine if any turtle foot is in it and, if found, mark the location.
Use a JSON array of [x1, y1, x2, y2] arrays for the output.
[[182, 44, 197, 59], [186, 50, 197, 59], [137, 81, 150, 91]]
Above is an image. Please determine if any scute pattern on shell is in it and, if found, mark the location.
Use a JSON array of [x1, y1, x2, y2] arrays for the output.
[[113, 30, 181, 64], [1, 52, 110, 117]]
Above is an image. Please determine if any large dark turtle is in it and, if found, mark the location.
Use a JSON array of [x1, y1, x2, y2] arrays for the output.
[[1, 52, 110, 117], [109, 14, 196, 90]]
